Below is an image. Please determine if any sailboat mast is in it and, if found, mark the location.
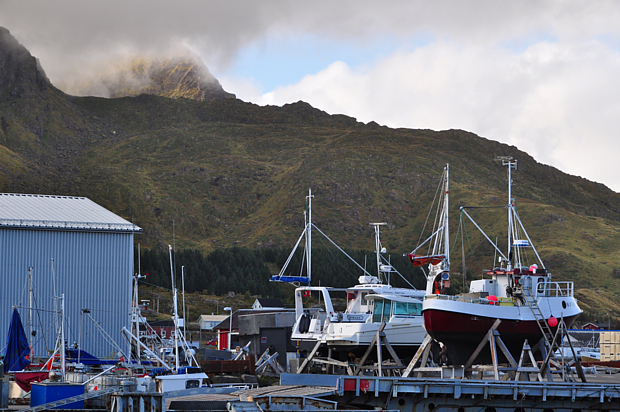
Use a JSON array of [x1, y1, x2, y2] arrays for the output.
[[306, 189, 313, 284], [168, 245, 179, 371], [375, 225, 382, 280], [60, 294, 66, 381], [444, 164, 450, 273], [181, 265, 187, 363], [28, 267, 34, 362]]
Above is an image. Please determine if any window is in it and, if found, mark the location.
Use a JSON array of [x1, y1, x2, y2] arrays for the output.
[[185, 380, 200, 389], [537, 278, 546, 295], [382, 300, 392, 322], [393, 301, 422, 316], [372, 300, 384, 323], [394, 301, 408, 315], [408, 302, 422, 316]]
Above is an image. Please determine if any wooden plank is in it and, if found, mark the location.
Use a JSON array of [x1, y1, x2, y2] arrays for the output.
[[416, 341, 433, 378], [296, 340, 322, 374], [489, 329, 499, 380], [564, 320, 587, 383], [376, 328, 383, 377], [464, 319, 502, 370], [381, 335, 404, 367], [402, 334, 432, 378], [494, 333, 518, 368], [355, 322, 386, 375]]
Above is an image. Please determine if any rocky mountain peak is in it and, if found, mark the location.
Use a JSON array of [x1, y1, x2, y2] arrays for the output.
[[0, 27, 51, 99], [68, 52, 236, 102]]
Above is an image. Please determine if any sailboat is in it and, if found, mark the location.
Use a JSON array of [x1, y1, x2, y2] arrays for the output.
[[421, 158, 583, 365], [145, 245, 209, 392], [286, 167, 451, 359], [3, 308, 31, 373]]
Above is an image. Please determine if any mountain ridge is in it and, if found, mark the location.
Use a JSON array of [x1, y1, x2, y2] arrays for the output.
[[1, 27, 619, 318]]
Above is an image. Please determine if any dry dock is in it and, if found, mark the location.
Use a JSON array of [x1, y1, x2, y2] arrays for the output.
[[278, 373, 620, 412]]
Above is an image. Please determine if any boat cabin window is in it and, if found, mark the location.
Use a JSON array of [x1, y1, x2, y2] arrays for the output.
[[394, 301, 422, 316], [537, 278, 546, 295], [185, 379, 200, 389], [372, 299, 391, 323]]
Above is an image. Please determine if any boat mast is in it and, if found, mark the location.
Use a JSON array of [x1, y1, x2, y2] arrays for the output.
[[60, 293, 66, 381], [498, 157, 517, 270], [28, 267, 34, 362], [443, 164, 450, 275], [168, 244, 180, 371], [371, 223, 388, 283], [132, 256, 145, 364], [305, 189, 314, 285], [181, 265, 187, 364]]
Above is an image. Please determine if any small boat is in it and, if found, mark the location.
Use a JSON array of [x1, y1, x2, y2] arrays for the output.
[[421, 158, 583, 365]]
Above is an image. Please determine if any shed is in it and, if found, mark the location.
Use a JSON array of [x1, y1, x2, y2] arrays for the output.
[[0, 193, 141, 358]]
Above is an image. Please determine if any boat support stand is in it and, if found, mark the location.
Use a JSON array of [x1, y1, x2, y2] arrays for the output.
[[297, 322, 406, 377]]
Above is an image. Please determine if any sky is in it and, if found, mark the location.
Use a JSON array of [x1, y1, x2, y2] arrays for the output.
[[1, 1, 620, 192]]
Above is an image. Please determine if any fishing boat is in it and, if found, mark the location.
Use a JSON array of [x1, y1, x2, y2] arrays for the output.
[[290, 222, 428, 358], [285, 167, 451, 359], [421, 157, 582, 365]]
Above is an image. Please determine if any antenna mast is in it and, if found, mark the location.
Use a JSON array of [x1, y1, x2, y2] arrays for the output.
[[495, 156, 517, 270]]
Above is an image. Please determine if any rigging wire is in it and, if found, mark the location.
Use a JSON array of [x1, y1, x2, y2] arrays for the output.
[[415, 169, 444, 254], [314, 234, 360, 281]]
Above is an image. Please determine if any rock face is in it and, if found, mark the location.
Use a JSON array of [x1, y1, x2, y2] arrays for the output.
[[74, 54, 236, 101], [0, 27, 51, 99]]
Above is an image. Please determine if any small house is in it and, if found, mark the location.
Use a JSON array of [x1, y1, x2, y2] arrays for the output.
[[198, 314, 228, 330], [252, 298, 284, 310]]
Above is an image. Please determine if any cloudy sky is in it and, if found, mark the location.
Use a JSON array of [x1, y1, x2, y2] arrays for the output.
[[1, 1, 620, 192]]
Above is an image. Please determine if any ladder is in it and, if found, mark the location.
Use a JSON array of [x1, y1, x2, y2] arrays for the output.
[[24, 386, 121, 412], [523, 288, 559, 352]]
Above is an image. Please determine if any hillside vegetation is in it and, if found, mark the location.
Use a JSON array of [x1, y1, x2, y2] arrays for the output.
[[1, 27, 619, 322]]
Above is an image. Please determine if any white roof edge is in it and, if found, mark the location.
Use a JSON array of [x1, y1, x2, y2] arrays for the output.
[[0, 192, 142, 232], [0, 219, 142, 231]]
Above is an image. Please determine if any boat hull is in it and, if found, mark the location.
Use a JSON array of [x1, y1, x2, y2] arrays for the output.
[[293, 317, 428, 361], [423, 297, 581, 365]]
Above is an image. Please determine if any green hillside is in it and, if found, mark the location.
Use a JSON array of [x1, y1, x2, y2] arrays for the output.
[[1, 27, 619, 321]]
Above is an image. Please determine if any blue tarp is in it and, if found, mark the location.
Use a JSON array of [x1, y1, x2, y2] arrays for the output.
[[269, 275, 310, 284], [65, 348, 118, 365], [3, 308, 30, 372]]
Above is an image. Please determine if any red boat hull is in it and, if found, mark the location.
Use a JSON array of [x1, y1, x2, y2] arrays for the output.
[[423, 308, 579, 365]]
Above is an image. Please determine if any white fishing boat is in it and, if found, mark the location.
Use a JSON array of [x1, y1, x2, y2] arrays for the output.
[[284, 167, 451, 359], [290, 223, 427, 358]]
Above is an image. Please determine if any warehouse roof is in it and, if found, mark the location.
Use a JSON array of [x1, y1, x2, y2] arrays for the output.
[[0, 193, 141, 232]]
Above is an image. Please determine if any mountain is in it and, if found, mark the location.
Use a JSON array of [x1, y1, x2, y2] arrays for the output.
[[68, 53, 236, 101], [1, 27, 619, 317]]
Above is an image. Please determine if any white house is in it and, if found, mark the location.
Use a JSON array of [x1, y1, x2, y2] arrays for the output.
[[198, 314, 228, 330], [251, 298, 285, 310]]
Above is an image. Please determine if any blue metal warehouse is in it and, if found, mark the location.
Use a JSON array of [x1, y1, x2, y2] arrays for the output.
[[0, 193, 141, 359]]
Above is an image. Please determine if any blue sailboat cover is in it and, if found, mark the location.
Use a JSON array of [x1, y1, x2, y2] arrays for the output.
[[3, 308, 30, 372]]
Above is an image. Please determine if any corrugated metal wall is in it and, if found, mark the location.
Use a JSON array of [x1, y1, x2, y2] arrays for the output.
[[0, 228, 133, 359]]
